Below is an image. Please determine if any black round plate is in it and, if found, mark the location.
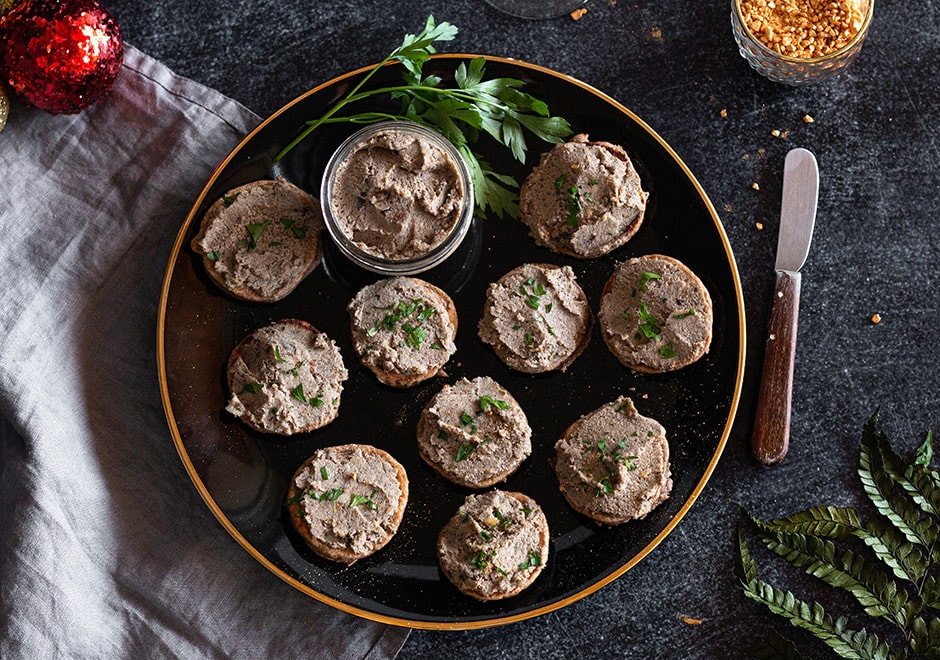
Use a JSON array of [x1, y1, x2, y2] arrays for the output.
[[158, 55, 745, 629]]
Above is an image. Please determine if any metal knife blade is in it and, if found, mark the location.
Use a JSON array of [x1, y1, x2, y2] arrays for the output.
[[775, 148, 819, 272], [751, 147, 820, 465]]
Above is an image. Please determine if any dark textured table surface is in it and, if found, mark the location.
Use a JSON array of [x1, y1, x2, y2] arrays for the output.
[[106, 0, 940, 657]]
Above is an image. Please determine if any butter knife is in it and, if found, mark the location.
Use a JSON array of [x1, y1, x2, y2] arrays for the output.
[[752, 148, 819, 465]]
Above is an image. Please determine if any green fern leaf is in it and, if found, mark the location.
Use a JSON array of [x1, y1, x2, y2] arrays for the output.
[[760, 506, 863, 538], [923, 576, 940, 611], [905, 465, 940, 529], [741, 578, 891, 660], [737, 527, 759, 584], [747, 629, 811, 659], [753, 519, 917, 628], [910, 616, 940, 658], [859, 419, 934, 548], [854, 520, 927, 583], [914, 430, 934, 467], [874, 427, 940, 519]]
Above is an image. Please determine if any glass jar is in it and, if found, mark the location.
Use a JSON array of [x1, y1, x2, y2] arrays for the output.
[[731, 0, 874, 85], [320, 120, 475, 276]]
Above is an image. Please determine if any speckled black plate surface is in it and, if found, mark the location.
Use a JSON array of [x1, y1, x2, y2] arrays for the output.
[[157, 55, 745, 629]]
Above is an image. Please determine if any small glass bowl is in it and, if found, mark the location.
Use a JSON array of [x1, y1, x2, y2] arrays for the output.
[[731, 0, 874, 85], [320, 120, 474, 276]]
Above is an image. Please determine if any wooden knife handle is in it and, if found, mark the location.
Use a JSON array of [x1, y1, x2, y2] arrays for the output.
[[752, 270, 802, 465]]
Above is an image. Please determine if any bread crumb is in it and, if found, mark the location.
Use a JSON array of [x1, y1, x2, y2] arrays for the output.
[[720, 108, 728, 118], [642, 393, 648, 399], [651, 26, 662, 39], [770, 129, 781, 137], [756, 222, 764, 230], [678, 614, 703, 625], [570, 7, 587, 20], [871, 313, 882, 324], [803, 114, 815, 123], [751, 182, 760, 190]]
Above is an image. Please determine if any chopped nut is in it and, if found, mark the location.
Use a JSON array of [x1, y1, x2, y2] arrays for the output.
[[871, 313, 882, 324], [751, 182, 760, 190], [738, 0, 865, 58], [756, 222, 764, 230], [771, 129, 781, 137], [570, 7, 587, 20], [570, 163, 580, 170], [803, 114, 815, 123], [720, 108, 728, 118]]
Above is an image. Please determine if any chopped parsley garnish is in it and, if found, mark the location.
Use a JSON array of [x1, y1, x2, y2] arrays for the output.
[[638, 303, 663, 341], [545, 302, 553, 313], [349, 490, 379, 510], [522, 506, 532, 517], [470, 550, 492, 569], [402, 323, 427, 350], [480, 529, 493, 542], [659, 343, 678, 359], [279, 217, 308, 238], [478, 395, 509, 413], [289, 384, 324, 407], [285, 360, 305, 376], [284, 490, 307, 505], [599, 475, 614, 495], [273, 345, 287, 362], [367, 298, 435, 349], [492, 508, 512, 529], [458, 410, 478, 435], [639, 271, 662, 292], [518, 550, 542, 571], [438, 430, 449, 442], [239, 220, 270, 250], [566, 185, 583, 227], [320, 466, 328, 480], [240, 382, 263, 394], [430, 341, 443, 350], [524, 332, 535, 345], [555, 175, 566, 191], [205, 250, 222, 261], [289, 384, 308, 404], [673, 308, 697, 319], [525, 295, 540, 310], [455, 443, 475, 462], [222, 192, 241, 207], [290, 488, 345, 504], [316, 488, 344, 502]]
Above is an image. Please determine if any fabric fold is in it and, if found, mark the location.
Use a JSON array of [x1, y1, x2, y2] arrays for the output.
[[0, 44, 409, 659]]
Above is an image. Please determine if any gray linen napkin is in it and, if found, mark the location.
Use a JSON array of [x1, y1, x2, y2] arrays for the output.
[[0, 45, 409, 658]]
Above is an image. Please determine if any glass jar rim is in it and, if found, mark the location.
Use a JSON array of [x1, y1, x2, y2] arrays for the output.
[[320, 120, 475, 276]]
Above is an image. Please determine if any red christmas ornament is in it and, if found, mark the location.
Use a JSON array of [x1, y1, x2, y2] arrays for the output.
[[0, 0, 123, 115]]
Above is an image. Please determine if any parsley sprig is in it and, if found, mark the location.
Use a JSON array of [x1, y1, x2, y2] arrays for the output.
[[274, 16, 572, 218]]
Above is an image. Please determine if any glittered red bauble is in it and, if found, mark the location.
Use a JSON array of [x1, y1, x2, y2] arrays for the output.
[[0, 0, 123, 115]]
